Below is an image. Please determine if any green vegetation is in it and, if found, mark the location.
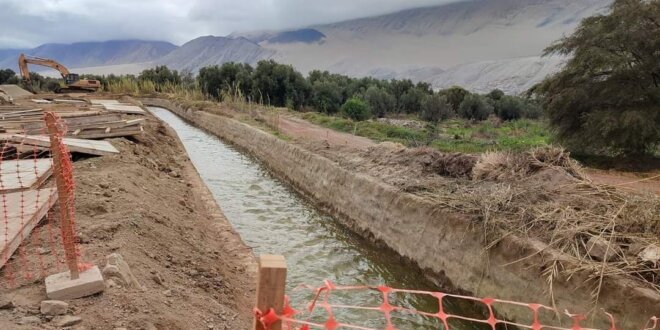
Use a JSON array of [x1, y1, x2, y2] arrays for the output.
[[534, 0, 660, 156], [302, 111, 549, 153], [340, 97, 370, 121], [0, 69, 18, 84]]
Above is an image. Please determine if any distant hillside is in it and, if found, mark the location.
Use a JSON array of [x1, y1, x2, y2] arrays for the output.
[[0, 40, 176, 72], [260, 0, 610, 93], [157, 36, 277, 73]]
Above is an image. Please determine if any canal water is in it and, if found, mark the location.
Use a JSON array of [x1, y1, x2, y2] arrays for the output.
[[149, 107, 486, 329]]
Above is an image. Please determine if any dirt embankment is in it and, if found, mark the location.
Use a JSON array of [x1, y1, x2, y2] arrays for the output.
[[145, 97, 659, 328], [0, 100, 255, 329]]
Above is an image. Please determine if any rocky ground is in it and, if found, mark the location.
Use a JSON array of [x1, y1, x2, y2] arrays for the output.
[[0, 97, 255, 329]]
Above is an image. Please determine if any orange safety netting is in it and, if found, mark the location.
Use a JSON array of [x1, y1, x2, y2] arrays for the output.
[[255, 281, 659, 330], [0, 112, 86, 288]]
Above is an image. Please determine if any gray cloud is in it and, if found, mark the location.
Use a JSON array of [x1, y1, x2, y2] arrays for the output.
[[0, 0, 460, 48]]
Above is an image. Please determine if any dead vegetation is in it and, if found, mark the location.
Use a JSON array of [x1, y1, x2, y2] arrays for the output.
[[417, 146, 660, 296]]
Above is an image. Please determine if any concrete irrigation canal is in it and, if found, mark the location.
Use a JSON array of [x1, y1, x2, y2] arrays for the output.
[[149, 107, 488, 329]]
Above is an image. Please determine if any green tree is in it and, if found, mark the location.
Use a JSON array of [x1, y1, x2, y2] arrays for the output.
[[458, 94, 493, 121], [251, 60, 310, 109], [388, 79, 414, 112], [311, 80, 343, 114], [441, 86, 469, 112], [364, 86, 395, 118], [138, 65, 181, 89], [421, 94, 453, 123], [341, 97, 371, 121], [0, 69, 17, 84], [494, 95, 526, 121], [534, 0, 660, 155], [400, 87, 426, 114]]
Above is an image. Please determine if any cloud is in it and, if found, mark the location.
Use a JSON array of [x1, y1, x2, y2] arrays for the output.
[[0, 0, 461, 48]]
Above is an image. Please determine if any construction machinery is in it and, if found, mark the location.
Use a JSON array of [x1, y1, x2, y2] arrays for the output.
[[18, 54, 101, 93]]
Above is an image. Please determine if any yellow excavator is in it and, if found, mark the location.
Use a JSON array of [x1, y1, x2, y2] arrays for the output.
[[18, 53, 101, 93]]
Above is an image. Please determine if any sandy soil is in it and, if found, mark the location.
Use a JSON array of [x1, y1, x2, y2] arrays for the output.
[[0, 98, 255, 329]]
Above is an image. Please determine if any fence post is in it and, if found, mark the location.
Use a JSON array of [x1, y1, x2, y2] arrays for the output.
[[254, 255, 287, 330], [45, 112, 79, 280]]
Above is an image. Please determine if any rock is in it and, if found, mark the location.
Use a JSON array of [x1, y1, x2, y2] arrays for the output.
[[56, 315, 82, 327], [586, 236, 620, 261], [98, 183, 110, 189], [0, 298, 14, 310], [103, 191, 112, 198], [152, 274, 164, 285], [36, 247, 50, 255], [639, 244, 660, 265], [40, 300, 68, 316], [163, 289, 172, 297], [169, 170, 180, 178], [18, 316, 41, 325], [102, 253, 144, 290]]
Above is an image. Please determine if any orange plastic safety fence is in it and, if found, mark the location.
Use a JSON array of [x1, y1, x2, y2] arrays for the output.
[[255, 281, 659, 330], [0, 112, 86, 289]]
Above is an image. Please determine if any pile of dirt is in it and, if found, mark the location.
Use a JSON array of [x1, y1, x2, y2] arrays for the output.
[[0, 107, 254, 329]]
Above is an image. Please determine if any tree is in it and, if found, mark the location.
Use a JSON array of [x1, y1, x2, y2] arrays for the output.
[[388, 79, 414, 112], [441, 86, 469, 112], [0, 69, 17, 84], [458, 94, 493, 121], [400, 87, 426, 113], [534, 0, 660, 155], [494, 95, 526, 121], [341, 97, 371, 121], [138, 65, 181, 88], [251, 60, 310, 109], [364, 86, 395, 118], [197, 63, 253, 99], [421, 94, 453, 123], [311, 80, 343, 114]]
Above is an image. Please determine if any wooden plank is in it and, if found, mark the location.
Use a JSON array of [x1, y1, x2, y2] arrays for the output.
[[74, 126, 143, 139], [22, 114, 124, 131], [53, 99, 87, 105], [31, 99, 53, 104], [0, 187, 57, 270], [0, 159, 53, 193], [254, 255, 287, 330], [5, 134, 119, 156], [102, 104, 145, 114], [90, 99, 120, 106]]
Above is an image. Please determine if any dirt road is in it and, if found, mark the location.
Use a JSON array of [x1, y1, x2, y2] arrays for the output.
[[0, 99, 255, 329]]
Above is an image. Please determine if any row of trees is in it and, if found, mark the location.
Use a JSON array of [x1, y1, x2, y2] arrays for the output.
[[196, 60, 541, 122]]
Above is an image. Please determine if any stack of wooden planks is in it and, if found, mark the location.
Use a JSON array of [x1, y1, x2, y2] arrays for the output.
[[2, 134, 119, 157], [22, 113, 144, 139]]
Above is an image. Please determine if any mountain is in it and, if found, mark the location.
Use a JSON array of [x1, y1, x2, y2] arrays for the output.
[[240, 0, 610, 93], [0, 40, 176, 72], [0, 0, 612, 93], [157, 36, 277, 73]]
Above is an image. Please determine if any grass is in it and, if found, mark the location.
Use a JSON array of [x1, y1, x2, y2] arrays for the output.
[[301, 112, 550, 153]]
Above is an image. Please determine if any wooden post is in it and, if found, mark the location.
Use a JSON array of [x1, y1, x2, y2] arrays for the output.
[[254, 255, 287, 330], [45, 112, 79, 280]]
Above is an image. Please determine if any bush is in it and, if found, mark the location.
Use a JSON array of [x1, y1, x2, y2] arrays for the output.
[[494, 95, 525, 121], [458, 94, 493, 121], [0, 69, 16, 84], [440, 86, 469, 112], [421, 94, 453, 123], [341, 97, 371, 121], [364, 86, 395, 117]]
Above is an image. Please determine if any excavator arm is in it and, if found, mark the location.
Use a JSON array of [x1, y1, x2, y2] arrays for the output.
[[18, 53, 71, 82]]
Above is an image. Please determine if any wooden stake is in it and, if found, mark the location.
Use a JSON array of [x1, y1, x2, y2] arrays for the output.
[[254, 255, 287, 330], [45, 112, 79, 280]]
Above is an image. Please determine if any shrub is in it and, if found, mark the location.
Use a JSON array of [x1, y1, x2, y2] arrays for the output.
[[341, 97, 371, 121], [421, 94, 453, 123], [495, 96, 525, 121], [458, 94, 493, 121]]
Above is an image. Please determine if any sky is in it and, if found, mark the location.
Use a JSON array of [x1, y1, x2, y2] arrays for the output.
[[0, 0, 461, 49]]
